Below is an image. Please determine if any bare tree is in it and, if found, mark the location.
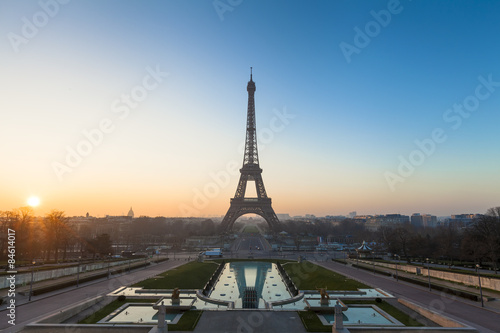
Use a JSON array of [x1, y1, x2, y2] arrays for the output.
[[44, 210, 70, 262], [469, 208, 500, 273]]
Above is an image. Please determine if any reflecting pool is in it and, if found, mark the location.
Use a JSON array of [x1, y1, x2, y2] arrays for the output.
[[320, 306, 403, 326], [209, 261, 292, 308], [102, 304, 181, 324]]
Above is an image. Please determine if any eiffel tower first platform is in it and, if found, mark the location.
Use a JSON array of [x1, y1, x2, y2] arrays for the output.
[[220, 69, 282, 233]]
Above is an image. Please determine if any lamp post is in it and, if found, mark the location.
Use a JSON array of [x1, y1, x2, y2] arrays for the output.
[[107, 253, 111, 279], [395, 255, 399, 282], [372, 251, 375, 275], [28, 260, 35, 301], [356, 251, 359, 269], [426, 258, 431, 292], [76, 256, 81, 287], [476, 264, 484, 307]]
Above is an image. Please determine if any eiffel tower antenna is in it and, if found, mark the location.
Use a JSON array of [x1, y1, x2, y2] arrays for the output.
[[220, 70, 281, 232]]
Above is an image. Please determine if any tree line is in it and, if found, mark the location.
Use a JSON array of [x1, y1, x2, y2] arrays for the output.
[[280, 207, 500, 272], [0, 208, 111, 263]]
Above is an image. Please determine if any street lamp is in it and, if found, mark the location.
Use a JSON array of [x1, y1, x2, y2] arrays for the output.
[[426, 258, 431, 292], [107, 253, 111, 279], [28, 260, 35, 301], [394, 255, 399, 282], [372, 251, 375, 275], [356, 251, 359, 269], [476, 264, 484, 307], [76, 256, 81, 287]]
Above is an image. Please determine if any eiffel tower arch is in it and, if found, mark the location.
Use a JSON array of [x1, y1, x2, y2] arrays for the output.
[[220, 69, 282, 233]]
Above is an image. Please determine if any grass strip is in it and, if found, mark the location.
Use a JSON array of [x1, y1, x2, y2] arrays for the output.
[[132, 261, 218, 289], [284, 261, 369, 290], [169, 310, 202, 331], [298, 310, 329, 332]]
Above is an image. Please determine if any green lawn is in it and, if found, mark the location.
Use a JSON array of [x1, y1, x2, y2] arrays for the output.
[[242, 225, 259, 233], [169, 310, 203, 331], [298, 311, 329, 332], [284, 261, 369, 290], [132, 261, 219, 289]]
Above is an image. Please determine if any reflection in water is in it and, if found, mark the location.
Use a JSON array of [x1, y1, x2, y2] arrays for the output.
[[210, 261, 291, 308], [232, 261, 271, 301]]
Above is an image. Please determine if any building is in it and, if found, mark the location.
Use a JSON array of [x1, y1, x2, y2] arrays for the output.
[[422, 214, 437, 227], [364, 214, 410, 231], [446, 214, 483, 227], [411, 213, 437, 228], [127, 207, 135, 218]]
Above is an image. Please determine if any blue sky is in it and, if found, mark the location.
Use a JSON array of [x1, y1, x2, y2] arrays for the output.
[[1, 0, 500, 217]]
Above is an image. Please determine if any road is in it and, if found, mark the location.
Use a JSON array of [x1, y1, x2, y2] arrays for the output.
[[0, 259, 188, 333], [230, 233, 270, 255], [316, 260, 500, 333], [2, 244, 498, 333]]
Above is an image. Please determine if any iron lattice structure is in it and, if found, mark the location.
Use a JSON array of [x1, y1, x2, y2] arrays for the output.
[[220, 70, 281, 232]]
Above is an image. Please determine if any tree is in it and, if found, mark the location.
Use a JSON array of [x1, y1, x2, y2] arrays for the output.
[[435, 224, 461, 267], [469, 208, 500, 273], [0, 211, 17, 260], [13, 207, 35, 261], [44, 210, 70, 262]]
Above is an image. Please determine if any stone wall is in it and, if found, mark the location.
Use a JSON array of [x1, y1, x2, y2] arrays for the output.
[[358, 260, 500, 291], [1, 259, 143, 288]]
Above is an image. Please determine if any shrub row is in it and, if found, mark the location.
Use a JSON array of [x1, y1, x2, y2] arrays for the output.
[[331, 258, 348, 265], [351, 263, 392, 277], [395, 275, 479, 301]]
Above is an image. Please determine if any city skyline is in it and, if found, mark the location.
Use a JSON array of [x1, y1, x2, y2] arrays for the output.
[[2, 1, 500, 218]]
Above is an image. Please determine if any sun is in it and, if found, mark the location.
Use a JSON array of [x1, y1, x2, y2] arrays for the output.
[[27, 196, 40, 207]]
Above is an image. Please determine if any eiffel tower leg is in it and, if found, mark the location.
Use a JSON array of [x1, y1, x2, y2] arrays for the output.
[[220, 204, 240, 232], [260, 205, 281, 232]]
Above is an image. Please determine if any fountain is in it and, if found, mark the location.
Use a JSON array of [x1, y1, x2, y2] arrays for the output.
[[317, 287, 330, 305], [171, 288, 180, 305]]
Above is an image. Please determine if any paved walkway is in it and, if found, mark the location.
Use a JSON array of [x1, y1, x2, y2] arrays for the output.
[[0, 259, 189, 332], [351, 259, 500, 312], [194, 311, 306, 333], [315, 260, 500, 333], [0, 257, 178, 311]]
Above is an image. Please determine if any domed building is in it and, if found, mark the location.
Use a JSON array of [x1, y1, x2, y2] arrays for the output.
[[127, 207, 134, 218]]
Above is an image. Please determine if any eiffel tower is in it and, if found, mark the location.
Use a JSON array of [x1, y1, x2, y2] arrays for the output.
[[220, 69, 281, 232]]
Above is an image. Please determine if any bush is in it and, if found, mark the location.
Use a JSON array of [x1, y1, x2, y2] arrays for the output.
[[331, 258, 347, 265], [117, 295, 126, 302]]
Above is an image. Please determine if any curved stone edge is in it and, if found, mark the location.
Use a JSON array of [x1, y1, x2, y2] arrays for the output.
[[268, 291, 304, 309], [196, 289, 235, 309]]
